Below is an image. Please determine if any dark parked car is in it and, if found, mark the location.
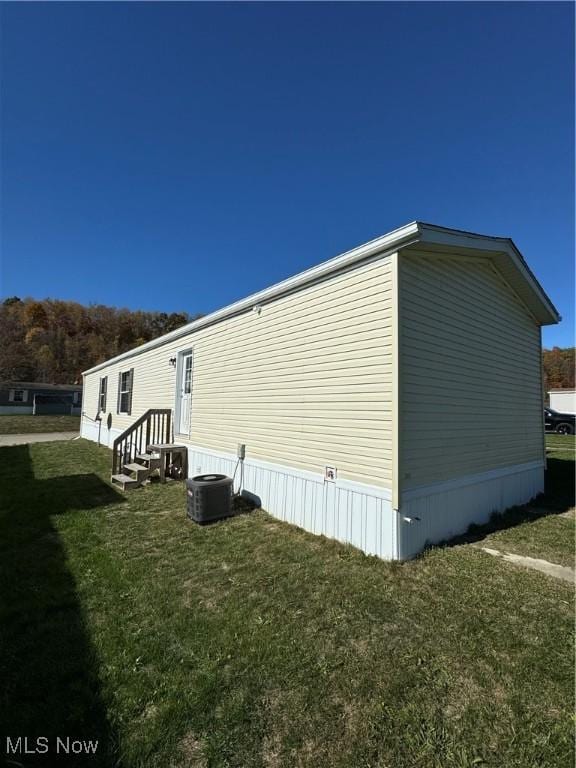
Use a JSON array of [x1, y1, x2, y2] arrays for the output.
[[544, 407, 575, 435]]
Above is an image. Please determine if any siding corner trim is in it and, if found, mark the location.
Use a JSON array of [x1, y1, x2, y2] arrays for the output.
[[391, 251, 401, 512]]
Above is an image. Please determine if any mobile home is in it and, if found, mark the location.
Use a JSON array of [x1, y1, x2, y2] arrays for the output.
[[0, 381, 82, 415], [81, 222, 559, 560]]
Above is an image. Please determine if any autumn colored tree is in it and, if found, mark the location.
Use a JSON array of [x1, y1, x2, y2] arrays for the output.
[[542, 346, 575, 398], [1, 294, 572, 394], [0, 297, 199, 383]]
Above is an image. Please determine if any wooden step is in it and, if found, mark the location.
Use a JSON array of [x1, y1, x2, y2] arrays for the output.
[[136, 453, 162, 467], [124, 462, 150, 475], [148, 443, 187, 451], [111, 473, 140, 489]]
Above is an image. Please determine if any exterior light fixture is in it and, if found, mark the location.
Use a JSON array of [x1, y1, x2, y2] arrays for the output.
[[169, 357, 177, 367]]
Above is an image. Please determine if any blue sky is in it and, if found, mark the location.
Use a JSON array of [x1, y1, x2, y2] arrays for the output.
[[1, 2, 573, 347]]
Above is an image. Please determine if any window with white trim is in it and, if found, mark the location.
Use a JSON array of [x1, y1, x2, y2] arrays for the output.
[[184, 354, 193, 394], [9, 389, 27, 403], [98, 377, 107, 411], [117, 369, 133, 415]]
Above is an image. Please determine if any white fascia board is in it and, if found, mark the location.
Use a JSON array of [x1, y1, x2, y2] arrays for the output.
[[82, 221, 421, 375], [503, 246, 561, 324]]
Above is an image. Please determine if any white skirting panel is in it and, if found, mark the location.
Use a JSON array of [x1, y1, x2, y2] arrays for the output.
[[80, 415, 121, 448], [398, 461, 545, 560], [187, 445, 398, 560]]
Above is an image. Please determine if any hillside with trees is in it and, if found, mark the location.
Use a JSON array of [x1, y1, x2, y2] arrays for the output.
[[1, 296, 574, 395], [0, 297, 198, 384], [542, 346, 575, 394]]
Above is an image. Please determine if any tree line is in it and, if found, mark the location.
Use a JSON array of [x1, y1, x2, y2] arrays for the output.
[[0, 296, 573, 393], [0, 297, 198, 384], [542, 346, 575, 394]]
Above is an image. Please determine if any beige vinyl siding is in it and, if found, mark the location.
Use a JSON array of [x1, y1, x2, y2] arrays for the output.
[[399, 251, 543, 490], [83, 372, 101, 421], [84, 257, 393, 487]]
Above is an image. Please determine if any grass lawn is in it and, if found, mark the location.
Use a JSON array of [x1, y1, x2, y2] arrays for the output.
[[0, 413, 81, 434], [0, 440, 573, 768], [545, 432, 576, 462]]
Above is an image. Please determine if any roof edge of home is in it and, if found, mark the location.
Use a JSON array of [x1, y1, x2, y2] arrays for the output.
[[82, 221, 560, 376], [416, 222, 560, 324]]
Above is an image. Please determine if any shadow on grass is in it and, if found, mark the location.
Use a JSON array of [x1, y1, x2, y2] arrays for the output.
[[0, 445, 125, 766], [536, 456, 576, 511], [445, 457, 575, 549]]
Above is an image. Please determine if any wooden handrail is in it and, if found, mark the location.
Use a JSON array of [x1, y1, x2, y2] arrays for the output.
[[112, 409, 172, 475]]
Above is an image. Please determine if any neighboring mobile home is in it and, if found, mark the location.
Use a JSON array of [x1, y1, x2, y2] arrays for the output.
[[0, 381, 82, 415], [81, 222, 559, 560]]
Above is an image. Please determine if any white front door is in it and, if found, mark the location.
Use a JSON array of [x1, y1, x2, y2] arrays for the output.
[[177, 351, 193, 435]]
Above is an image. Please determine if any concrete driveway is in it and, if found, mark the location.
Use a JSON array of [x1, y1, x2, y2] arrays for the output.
[[0, 432, 79, 447]]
